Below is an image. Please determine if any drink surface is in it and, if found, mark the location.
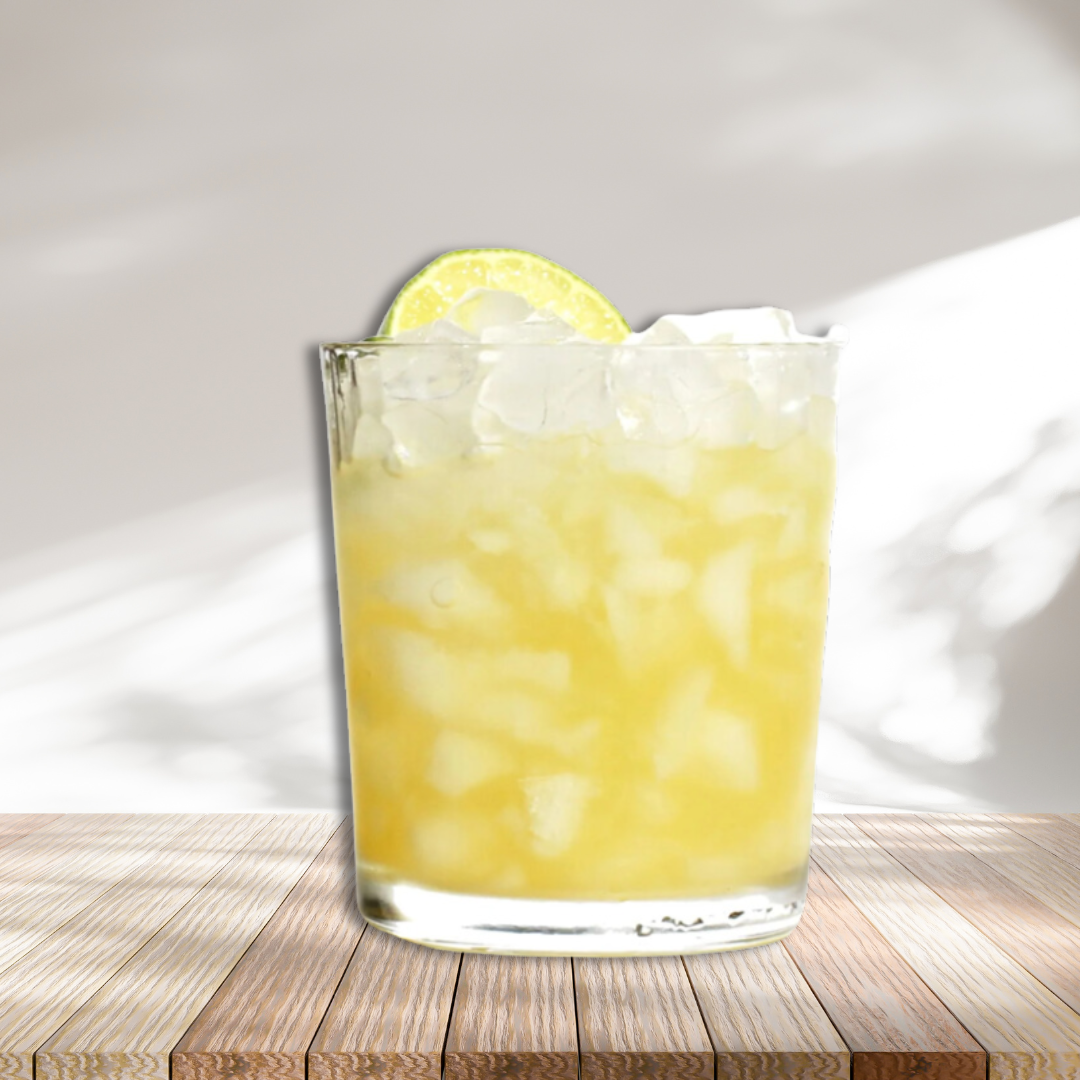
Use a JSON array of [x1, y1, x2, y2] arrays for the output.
[[332, 428, 834, 902]]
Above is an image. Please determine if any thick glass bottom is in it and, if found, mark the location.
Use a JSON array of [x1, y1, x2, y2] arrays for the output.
[[358, 872, 807, 956]]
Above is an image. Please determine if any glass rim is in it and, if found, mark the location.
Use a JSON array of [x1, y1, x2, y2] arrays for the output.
[[321, 338, 843, 353]]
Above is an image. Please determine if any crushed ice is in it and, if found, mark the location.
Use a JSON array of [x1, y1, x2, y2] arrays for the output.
[[342, 289, 839, 469]]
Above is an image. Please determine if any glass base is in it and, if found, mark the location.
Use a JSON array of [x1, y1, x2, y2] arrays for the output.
[[358, 874, 807, 956]]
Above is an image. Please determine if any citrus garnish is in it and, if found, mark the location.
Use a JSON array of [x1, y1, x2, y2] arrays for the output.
[[381, 248, 631, 343]]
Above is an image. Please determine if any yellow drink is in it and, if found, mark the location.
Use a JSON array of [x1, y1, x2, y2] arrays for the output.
[[334, 432, 832, 893], [323, 335, 838, 953]]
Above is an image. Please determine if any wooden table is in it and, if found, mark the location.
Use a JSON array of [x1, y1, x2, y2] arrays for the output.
[[2, 814, 1080, 1080]]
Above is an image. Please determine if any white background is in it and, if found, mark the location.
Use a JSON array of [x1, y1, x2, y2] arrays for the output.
[[3, 0, 1080, 811]]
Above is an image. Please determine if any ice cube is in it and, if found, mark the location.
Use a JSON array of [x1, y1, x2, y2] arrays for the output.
[[520, 773, 594, 856], [698, 710, 759, 790], [475, 347, 614, 438], [611, 350, 693, 444], [635, 786, 676, 825], [480, 308, 579, 344], [604, 442, 697, 498], [636, 307, 813, 345], [392, 318, 478, 344], [413, 815, 486, 872], [474, 691, 552, 743], [352, 352, 386, 415], [493, 649, 572, 693], [653, 668, 759, 789], [381, 560, 507, 630], [711, 487, 776, 523], [427, 731, 511, 796], [562, 718, 602, 759], [695, 385, 761, 447], [389, 631, 461, 720], [382, 401, 475, 467], [602, 585, 642, 666], [617, 319, 825, 450], [808, 348, 839, 398], [606, 505, 662, 559], [542, 556, 592, 609], [475, 348, 561, 436], [628, 318, 692, 346], [558, 353, 618, 433], [447, 288, 533, 334], [602, 587, 684, 670], [807, 395, 836, 447], [747, 347, 812, 449], [615, 557, 693, 597], [654, 667, 713, 779], [469, 529, 513, 554], [382, 340, 476, 401], [512, 507, 592, 609], [349, 414, 393, 461], [614, 335, 773, 448], [697, 545, 754, 666]]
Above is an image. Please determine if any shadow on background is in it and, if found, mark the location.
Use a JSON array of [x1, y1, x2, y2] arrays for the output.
[[855, 421, 1080, 808], [1020, 0, 1080, 60], [977, 556, 1080, 809], [0, 473, 344, 811]]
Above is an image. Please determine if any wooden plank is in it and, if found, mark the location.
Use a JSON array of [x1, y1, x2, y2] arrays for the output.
[[923, 814, 1080, 932], [783, 859, 983, 1080], [813, 814, 1080, 1080], [855, 815, 1080, 1016], [0, 814, 196, 977], [574, 957, 713, 1080], [445, 955, 576, 1080], [0, 814, 271, 1080], [0, 814, 134, 905], [309, 927, 460, 1080], [0, 814, 60, 853], [684, 942, 848, 1080], [172, 820, 364, 1080], [994, 813, 1080, 872], [35, 813, 342, 1080]]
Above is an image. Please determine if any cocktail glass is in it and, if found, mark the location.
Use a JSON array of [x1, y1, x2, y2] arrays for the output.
[[321, 335, 838, 955]]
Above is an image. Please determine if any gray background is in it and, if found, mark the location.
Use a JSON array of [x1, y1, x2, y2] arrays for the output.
[[2, 0, 1079, 811]]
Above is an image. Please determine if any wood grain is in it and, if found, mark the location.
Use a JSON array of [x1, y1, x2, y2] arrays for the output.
[[813, 814, 1080, 1080], [309, 927, 460, 1080], [996, 813, 1080, 870], [922, 814, 1080, 931], [685, 941, 848, 1080], [1, 812, 1078, 1080], [783, 859, 983, 1080], [0, 814, 270, 1080], [575, 957, 713, 1080], [855, 814, 1080, 1017], [173, 820, 363, 1080], [0, 814, 195, 977], [0, 815, 60, 853], [993, 813, 1080, 873], [445, 955, 576, 1080], [35, 813, 341, 1080], [0, 814, 133, 906]]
